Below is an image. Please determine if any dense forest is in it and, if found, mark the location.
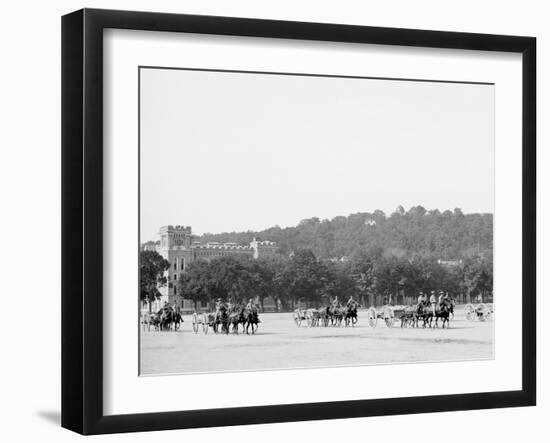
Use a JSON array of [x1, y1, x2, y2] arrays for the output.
[[199, 206, 493, 262]]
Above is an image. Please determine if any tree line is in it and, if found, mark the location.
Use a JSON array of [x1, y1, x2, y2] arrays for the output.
[[140, 249, 492, 311]]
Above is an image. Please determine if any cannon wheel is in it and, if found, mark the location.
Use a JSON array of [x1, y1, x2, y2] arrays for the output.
[[464, 304, 476, 322], [367, 307, 378, 327], [201, 313, 209, 334], [383, 306, 395, 328], [293, 311, 302, 327], [192, 312, 199, 334]]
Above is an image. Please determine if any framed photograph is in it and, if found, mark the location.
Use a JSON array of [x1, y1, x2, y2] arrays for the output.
[[62, 8, 536, 435]]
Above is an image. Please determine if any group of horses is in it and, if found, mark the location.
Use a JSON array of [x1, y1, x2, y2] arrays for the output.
[[398, 298, 455, 329], [296, 301, 360, 327], [141, 306, 184, 331], [219, 305, 261, 335], [141, 304, 261, 335]]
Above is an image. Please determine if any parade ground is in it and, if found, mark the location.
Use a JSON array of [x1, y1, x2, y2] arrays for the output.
[[139, 307, 494, 375]]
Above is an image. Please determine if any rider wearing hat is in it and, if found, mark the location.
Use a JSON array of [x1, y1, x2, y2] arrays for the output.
[[429, 290, 437, 316], [215, 298, 226, 320]]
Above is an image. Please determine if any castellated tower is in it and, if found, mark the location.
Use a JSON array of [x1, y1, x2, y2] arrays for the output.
[[156, 226, 194, 307]]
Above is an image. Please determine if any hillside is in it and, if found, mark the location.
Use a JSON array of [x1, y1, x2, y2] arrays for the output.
[[198, 206, 493, 260]]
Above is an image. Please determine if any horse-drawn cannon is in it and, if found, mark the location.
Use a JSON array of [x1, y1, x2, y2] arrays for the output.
[[191, 312, 228, 334], [294, 304, 357, 328], [293, 308, 315, 327], [464, 303, 493, 322], [367, 301, 452, 328], [192, 307, 260, 334]]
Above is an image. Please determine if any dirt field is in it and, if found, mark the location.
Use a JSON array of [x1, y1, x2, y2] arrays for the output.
[[139, 307, 494, 375]]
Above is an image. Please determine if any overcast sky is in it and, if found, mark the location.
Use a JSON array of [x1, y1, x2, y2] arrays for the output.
[[140, 68, 494, 242]]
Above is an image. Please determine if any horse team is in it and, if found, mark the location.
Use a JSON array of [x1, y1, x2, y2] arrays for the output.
[[294, 300, 360, 328], [397, 297, 455, 329], [141, 305, 183, 331], [141, 300, 261, 335]]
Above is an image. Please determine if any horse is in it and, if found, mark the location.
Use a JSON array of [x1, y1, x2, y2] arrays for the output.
[[318, 306, 331, 327], [449, 298, 456, 321], [343, 301, 360, 327], [400, 306, 418, 328], [244, 306, 260, 334], [328, 305, 345, 326], [227, 306, 244, 335], [413, 302, 433, 328], [213, 308, 230, 334], [434, 299, 452, 328], [172, 310, 183, 331]]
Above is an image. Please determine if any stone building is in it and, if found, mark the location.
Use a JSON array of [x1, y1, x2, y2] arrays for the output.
[[146, 225, 277, 312]]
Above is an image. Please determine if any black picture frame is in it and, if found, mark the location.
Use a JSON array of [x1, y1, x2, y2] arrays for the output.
[[62, 8, 536, 435]]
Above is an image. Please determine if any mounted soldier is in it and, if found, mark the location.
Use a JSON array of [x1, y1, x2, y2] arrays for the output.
[[429, 290, 437, 316], [215, 298, 227, 321], [331, 295, 339, 312]]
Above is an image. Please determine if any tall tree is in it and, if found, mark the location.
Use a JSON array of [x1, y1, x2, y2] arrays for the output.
[[139, 250, 170, 310]]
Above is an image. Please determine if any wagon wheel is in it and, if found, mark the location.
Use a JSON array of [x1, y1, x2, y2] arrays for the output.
[[293, 311, 302, 327], [192, 313, 199, 334], [383, 306, 395, 328], [366, 307, 378, 327], [464, 304, 476, 322], [201, 314, 209, 334]]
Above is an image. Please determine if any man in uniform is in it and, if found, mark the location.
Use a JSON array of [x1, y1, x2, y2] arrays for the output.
[[429, 290, 437, 316], [417, 291, 425, 306], [346, 295, 356, 308], [331, 295, 339, 313], [215, 298, 226, 321], [246, 298, 257, 311]]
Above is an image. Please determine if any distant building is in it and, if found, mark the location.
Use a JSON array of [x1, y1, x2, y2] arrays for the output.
[[437, 259, 463, 267], [145, 225, 277, 311]]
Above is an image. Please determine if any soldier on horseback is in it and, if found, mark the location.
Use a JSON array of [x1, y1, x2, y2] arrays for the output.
[[215, 298, 227, 321], [246, 298, 258, 311], [429, 290, 437, 316]]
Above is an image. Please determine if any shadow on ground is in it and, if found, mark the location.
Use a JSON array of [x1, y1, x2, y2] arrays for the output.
[[36, 410, 60, 426]]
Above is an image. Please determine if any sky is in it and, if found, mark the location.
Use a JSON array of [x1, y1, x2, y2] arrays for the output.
[[140, 67, 494, 242]]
